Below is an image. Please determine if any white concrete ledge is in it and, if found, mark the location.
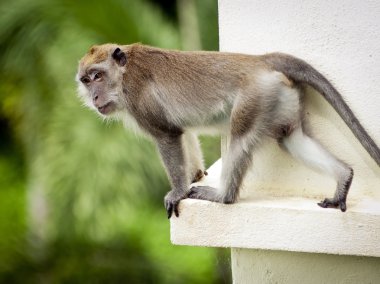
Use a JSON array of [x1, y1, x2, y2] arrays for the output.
[[170, 160, 380, 257]]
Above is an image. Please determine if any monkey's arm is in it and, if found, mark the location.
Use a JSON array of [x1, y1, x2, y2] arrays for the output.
[[156, 135, 189, 218]]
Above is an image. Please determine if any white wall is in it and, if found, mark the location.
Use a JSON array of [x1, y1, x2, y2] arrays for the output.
[[232, 249, 380, 284], [219, 0, 380, 202]]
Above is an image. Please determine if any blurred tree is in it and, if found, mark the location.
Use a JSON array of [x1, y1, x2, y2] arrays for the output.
[[178, 0, 202, 50], [148, 0, 178, 22], [195, 0, 219, 51]]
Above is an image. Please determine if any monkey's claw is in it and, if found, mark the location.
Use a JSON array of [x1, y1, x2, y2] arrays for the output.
[[164, 190, 187, 218], [318, 198, 347, 212]]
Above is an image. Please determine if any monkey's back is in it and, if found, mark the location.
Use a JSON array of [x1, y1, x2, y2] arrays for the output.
[[124, 44, 269, 127]]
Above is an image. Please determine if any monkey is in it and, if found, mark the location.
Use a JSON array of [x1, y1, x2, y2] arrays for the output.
[[76, 43, 380, 218]]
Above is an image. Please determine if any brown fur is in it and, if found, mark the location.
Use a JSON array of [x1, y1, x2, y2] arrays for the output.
[[76, 43, 379, 217], [80, 45, 111, 67]]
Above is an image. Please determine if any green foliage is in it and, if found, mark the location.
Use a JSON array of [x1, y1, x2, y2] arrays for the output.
[[195, 0, 219, 50], [0, 0, 227, 282], [0, 236, 159, 284], [0, 155, 27, 275]]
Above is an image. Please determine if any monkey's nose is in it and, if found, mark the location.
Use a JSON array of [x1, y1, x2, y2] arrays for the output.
[[93, 95, 99, 106]]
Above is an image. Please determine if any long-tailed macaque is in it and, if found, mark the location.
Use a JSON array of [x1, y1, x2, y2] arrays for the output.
[[76, 43, 380, 218]]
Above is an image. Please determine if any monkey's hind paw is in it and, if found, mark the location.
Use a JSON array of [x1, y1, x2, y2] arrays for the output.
[[191, 169, 208, 183], [318, 198, 347, 212], [188, 186, 220, 202]]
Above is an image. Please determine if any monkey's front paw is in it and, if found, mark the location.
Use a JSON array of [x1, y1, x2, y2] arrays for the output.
[[318, 198, 347, 212], [164, 190, 187, 218], [188, 186, 220, 202]]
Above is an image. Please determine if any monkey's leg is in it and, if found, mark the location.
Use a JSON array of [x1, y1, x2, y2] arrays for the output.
[[189, 84, 268, 203], [183, 131, 207, 183], [280, 127, 353, 212], [189, 133, 258, 203], [156, 135, 189, 218]]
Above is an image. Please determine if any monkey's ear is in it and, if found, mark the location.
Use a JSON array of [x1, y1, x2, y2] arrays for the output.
[[112, 48, 127, 66]]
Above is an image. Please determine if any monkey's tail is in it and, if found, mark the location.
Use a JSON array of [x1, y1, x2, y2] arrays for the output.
[[264, 52, 380, 166]]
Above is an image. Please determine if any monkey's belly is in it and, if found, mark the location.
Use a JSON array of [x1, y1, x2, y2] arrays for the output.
[[186, 122, 229, 136]]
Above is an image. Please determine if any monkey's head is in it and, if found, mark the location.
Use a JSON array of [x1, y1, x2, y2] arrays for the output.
[[76, 44, 127, 116]]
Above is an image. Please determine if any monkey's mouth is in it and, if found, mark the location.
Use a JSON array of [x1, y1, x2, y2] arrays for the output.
[[97, 102, 116, 115]]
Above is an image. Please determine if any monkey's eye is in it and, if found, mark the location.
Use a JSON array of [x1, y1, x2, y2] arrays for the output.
[[81, 76, 91, 84], [93, 72, 103, 81]]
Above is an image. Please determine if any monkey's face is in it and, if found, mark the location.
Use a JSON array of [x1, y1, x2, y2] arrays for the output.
[[76, 44, 127, 117]]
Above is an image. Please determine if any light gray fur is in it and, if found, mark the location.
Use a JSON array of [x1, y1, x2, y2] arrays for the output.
[[264, 53, 380, 166]]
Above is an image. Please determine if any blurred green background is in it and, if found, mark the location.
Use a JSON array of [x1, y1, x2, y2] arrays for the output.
[[0, 0, 231, 283]]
